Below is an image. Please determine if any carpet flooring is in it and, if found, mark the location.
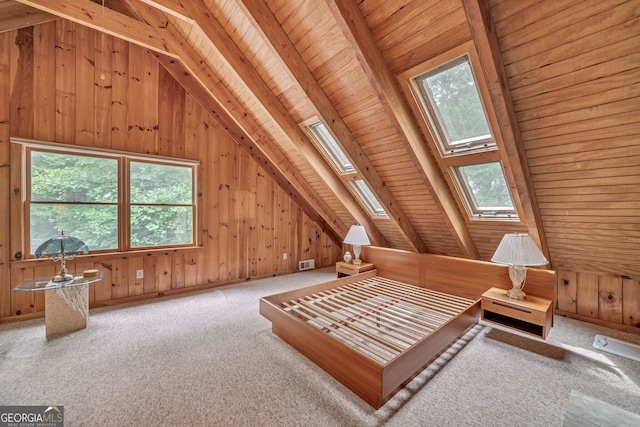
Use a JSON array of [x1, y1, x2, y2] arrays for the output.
[[1, 267, 639, 426]]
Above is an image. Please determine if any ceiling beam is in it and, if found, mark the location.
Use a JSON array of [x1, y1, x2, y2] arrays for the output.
[[325, 0, 479, 259], [238, 0, 427, 253], [138, 0, 193, 23], [123, 1, 352, 243], [14, 0, 177, 58], [462, 0, 549, 259], [176, 0, 387, 246], [0, 2, 58, 33]]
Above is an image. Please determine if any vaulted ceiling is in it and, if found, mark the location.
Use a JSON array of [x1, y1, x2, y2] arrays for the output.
[[2, 0, 639, 277]]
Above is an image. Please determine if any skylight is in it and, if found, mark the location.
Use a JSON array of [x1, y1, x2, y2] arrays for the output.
[[401, 46, 520, 221], [307, 121, 355, 174], [414, 55, 495, 155], [348, 179, 388, 218], [453, 162, 516, 218]]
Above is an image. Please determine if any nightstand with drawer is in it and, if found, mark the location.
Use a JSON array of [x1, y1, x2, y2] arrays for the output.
[[481, 287, 553, 339], [336, 261, 375, 278]]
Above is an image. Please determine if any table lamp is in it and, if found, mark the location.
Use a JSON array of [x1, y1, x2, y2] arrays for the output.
[[35, 232, 89, 282], [491, 233, 547, 300], [343, 225, 370, 266]]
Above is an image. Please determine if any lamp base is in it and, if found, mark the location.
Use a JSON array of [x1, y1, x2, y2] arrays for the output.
[[52, 274, 74, 282], [352, 245, 362, 266], [507, 287, 526, 300], [507, 265, 527, 300]]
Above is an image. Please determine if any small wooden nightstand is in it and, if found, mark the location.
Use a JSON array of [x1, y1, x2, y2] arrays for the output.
[[336, 261, 375, 278], [481, 287, 553, 339]]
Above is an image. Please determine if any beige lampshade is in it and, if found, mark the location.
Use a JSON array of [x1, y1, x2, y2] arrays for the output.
[[343, 225, 370, 246], [491, 233, 547, 266]]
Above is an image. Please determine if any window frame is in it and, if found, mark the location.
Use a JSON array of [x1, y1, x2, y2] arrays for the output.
[[127, 158, 196, 250], [348, 179, 388, 218], [451, 162, 517, 219], [27, 148, 121, 254], [16, 138, 199, 258], [412, 54, 496, 156], [302, 119, 356, 175]]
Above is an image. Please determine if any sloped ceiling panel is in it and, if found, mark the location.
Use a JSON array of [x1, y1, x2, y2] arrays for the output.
[[268, 1, 447, 251], [489, 0, 640, 276], [361, 0, 471, 74], [10, 0, 559, 266]]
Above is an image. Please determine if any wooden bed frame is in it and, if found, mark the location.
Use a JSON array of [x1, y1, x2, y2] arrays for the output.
[[260, 246, 555, 409]]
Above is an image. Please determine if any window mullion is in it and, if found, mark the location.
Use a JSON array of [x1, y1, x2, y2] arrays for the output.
[[23, 147, 32, 259], [440, 150, 500, 168], [121, 157, 130, 252]]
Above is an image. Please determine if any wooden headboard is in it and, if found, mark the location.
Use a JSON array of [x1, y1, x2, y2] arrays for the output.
[[361, 246, 556, 302]]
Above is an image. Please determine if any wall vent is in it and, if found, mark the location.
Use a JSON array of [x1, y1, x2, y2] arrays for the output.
[[299, 259, 315, 271]]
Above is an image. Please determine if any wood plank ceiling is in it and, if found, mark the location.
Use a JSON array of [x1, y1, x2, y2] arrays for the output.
[[3, 0, 639, 280]]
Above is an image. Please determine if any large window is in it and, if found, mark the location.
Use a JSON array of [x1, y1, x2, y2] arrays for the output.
[[25, 142, 196, 255]]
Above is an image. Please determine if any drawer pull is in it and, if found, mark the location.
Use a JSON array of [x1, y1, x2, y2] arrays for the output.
[[491, 300, 531, 314]]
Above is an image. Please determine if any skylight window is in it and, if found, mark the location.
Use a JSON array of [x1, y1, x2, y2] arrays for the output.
[[348, 179, 387, 218], [307, 121, 355, 174], [453, 162, 516, 218], [414, 55, 495, 155], [401, 45, 520, 222]]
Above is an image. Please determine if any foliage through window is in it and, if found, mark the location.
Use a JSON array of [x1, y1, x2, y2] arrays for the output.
[[130, 162, 194, 248], [414, 55, 494, 155], [28, 147, 196, 255], [453, 162, 515, 218], [30, 151, 119, 253]]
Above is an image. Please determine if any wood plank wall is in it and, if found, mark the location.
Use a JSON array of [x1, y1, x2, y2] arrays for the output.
[[490, 0, 640, 332], [0, 21, 340, 321]]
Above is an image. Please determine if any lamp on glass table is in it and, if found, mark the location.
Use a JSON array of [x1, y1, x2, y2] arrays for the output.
[[35, 232, 89, 282], [491, 233, 547, 300], [343, 225, 370, 266]]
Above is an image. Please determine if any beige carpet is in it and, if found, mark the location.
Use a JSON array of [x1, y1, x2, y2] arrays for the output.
[[1, 267, 639, 426]]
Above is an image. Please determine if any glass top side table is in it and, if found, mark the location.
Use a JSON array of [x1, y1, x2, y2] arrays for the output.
[[14, 272, 104, 338], [14, 271, 104, 292]]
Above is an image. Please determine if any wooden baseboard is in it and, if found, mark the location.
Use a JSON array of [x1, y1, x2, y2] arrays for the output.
[[555, 311, 640, 335], [0, 311, 44, 324]]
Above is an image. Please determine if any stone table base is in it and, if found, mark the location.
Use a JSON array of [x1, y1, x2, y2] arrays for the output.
[[45, 285, 89, 338]]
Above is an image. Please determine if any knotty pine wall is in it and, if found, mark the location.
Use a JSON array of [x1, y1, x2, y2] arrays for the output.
[[0, 22, 340, 321], [490, 0, 640, 331]]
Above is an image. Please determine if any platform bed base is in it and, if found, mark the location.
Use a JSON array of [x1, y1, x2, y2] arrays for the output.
[[260, 271, 480, 409]]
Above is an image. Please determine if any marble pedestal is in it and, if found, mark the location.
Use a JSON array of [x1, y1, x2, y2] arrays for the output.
[[45, 285, 89, 338]]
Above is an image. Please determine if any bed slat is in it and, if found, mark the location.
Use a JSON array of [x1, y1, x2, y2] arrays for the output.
[[282, 300, 400, 362], [334, 283, 450, 329], [314, 290, 433, 338]]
